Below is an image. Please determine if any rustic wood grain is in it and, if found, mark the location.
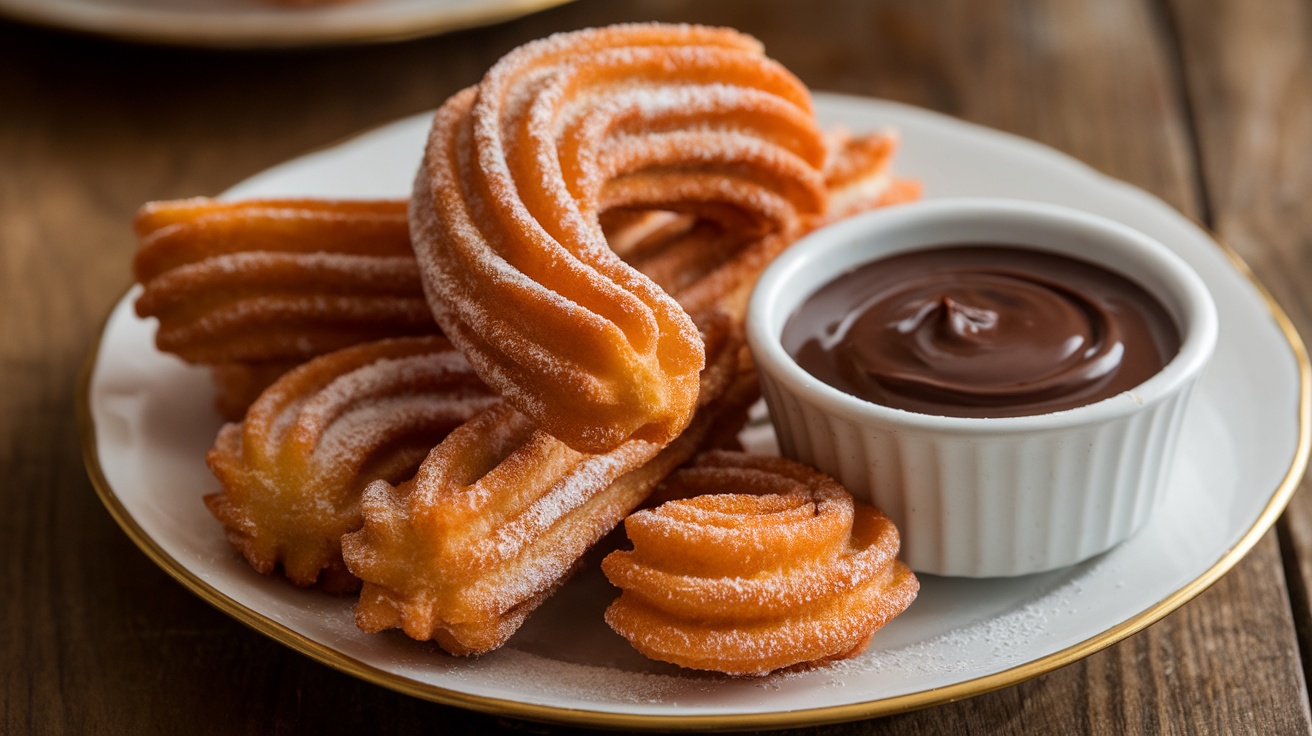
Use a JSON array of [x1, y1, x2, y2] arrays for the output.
[[1166, 0, 1312, 719], [1, 0, 1308, 733]]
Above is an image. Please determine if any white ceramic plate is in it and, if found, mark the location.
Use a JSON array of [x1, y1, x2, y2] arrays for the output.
[[81, 94, 1309, 731], [1, 0, 574, 48]]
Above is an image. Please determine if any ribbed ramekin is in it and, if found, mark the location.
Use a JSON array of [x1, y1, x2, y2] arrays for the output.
[[747, 199, 1217, 577]]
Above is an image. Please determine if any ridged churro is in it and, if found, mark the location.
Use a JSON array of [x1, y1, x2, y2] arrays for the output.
[[410, 24, 830, 453], [205, 336, 497, 592], [603, 451, 919, 675]]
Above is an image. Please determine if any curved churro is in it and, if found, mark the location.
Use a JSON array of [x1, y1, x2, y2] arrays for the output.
[[410, 24, 829, 453]]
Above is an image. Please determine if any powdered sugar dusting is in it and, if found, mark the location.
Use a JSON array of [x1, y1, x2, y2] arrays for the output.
[[779, 558, 1123, 686], [411, 22, 828, 449], [389, 555, 1124, 707]]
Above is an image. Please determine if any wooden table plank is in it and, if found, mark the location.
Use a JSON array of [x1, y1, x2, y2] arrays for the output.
[[1, 0, 1307, 733], [1166, 0, 1312, 718]]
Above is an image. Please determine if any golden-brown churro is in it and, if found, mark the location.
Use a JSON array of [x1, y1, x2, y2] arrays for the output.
[[205, 336, 497, 592], [134, 198, 435, 367], [602, 451, 919, 675], [341, 314, 757, 654], [410, 24, 830, 453]]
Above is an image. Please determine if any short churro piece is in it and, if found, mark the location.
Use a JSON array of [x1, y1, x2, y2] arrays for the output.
[[820, 128, 922, 222], [205, 336, 497, 592], [602, 451, 918, 675], [341, 314, 758, 654], [134, 198, 434, 366]]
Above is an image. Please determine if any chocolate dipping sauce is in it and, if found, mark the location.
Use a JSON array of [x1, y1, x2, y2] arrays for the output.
[[783, 245, 1181, 418]]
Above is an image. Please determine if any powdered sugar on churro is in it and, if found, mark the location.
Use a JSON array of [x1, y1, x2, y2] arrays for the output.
[[410, 22, 827, 453]]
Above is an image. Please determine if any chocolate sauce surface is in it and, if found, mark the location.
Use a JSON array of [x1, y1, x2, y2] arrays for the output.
[[783, 245, 1181, 418]]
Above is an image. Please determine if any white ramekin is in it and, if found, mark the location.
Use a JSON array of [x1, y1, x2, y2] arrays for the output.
[[748, 198, 1218, 577]]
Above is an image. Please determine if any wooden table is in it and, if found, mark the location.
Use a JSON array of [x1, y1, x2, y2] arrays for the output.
[[3, 0, 1310, 732]]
